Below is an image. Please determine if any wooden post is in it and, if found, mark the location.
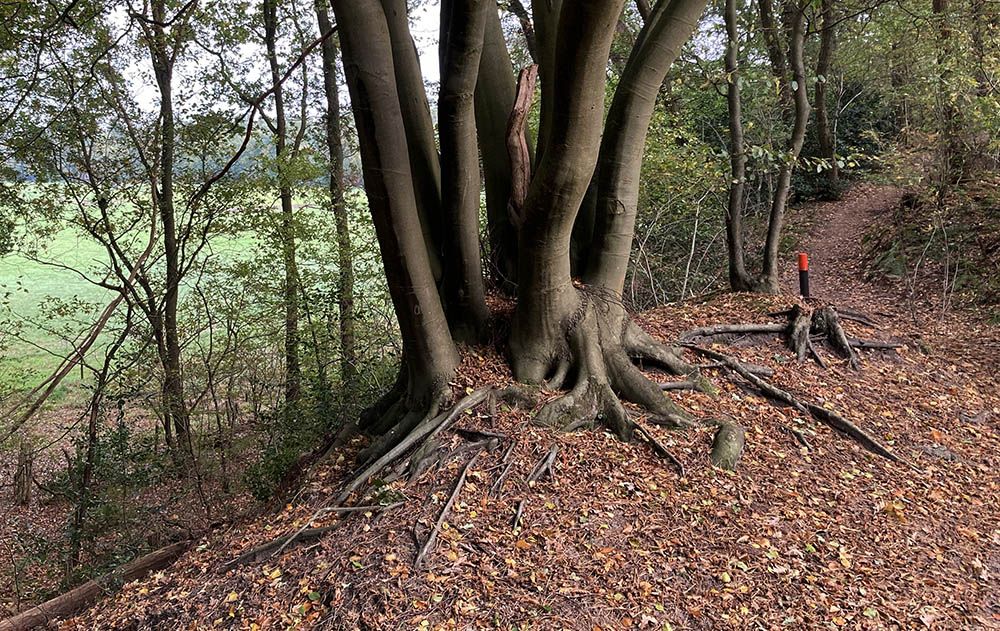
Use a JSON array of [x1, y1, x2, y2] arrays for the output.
[[798, 252, 810, 298]]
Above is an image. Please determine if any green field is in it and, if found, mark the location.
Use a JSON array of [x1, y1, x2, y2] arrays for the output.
[[0, 227, 116, 396]]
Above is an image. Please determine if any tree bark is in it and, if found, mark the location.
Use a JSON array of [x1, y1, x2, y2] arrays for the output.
[[758, 0, 810, 293], [721, 0, 753, 291], [507, 0, 538, 63], [333, 0, 459, 405], [475, 2, 521, 292], [585, 0, 709, 296], [146, 0, 190, 442], [381, 0, 445, 281], [315, 0, 356, 384], [439, 0, 490, 341], [814, 0, 838, 186], [511, 0, 627, 382], [529, 0, 564, 165]]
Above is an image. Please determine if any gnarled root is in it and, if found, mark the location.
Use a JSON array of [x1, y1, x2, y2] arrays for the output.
[[528, 293, 699, 441], [683, 303, 896, 371]]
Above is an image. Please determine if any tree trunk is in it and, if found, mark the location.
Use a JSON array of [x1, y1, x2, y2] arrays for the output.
[[13, 439, 32, 506], [439, 0, 490, 342], [381, 0, 445, 281], [529, 0, 564, 165], [264, 0, 302, 407], [758, 0, 810, 293], [814, 0, 838, 186], [585, 0, 709, 296], [757, 0, 790, 108], [475, 2, 521, 292], [332, 0, 459, 412], [511, 0, 626, 381], [148, 0, 190, 441], [315, 0, 356, 384], [721, 0, 754, 291], [507, 0, 538, 63]]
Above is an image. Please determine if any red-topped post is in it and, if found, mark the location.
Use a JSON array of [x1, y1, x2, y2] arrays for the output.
[[798, 252, 810, 298]]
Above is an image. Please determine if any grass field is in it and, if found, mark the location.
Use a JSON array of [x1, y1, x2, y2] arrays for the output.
[[1, 227, 115, 397]]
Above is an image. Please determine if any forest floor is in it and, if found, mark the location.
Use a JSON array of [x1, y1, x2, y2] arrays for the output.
[[34, 184, 1000, 629]]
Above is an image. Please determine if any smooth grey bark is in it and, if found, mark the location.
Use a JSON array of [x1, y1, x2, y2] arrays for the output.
[[381, 0, 445, 280], [332, 0, 459, 402], [264, 0, 302, 405], [510, 0, 627, 382], [584, 0, 709, 296], [315, 0, 356, 383], [439, 0, 490, 341], [529, 0, 564, 165], [475, 2, 521, 291]]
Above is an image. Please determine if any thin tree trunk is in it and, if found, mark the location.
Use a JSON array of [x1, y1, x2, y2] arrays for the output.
[[315, 0, 356, 384], [147, 0, 189, 441], [758, 0, 791, 109], [721, 0, 753, 290], [759, 0, 810, 293], [332, 0, 459, 400], [814, 0, 838, 186], [439, 0, 490, 341], [264, 0, 302, 406], [13, 439, 32, 506], [507, 0, 538, 63]]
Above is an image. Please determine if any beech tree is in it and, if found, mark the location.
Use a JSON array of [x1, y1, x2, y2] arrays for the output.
[[330, 0, 710, 460]]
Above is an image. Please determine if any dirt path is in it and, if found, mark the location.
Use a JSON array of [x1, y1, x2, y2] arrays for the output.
[[781, 183, 905, 309]]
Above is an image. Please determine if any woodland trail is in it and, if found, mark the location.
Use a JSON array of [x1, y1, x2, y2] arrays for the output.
[[48, 182, 1000, 629], [780, 183, 905, 309]]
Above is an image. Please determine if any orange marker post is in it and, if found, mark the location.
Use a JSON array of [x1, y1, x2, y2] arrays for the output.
[[798, 252, 810, 298]]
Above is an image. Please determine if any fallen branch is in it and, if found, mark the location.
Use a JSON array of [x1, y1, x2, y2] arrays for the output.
[[512, 499, 526, 530], [414, 453, 480, 568], [679, 322, 786, 342], [659, 380, 698, 391], [489, 440, 517, 498], [0, 541, 188, 631], [848, 338, 903, 350]]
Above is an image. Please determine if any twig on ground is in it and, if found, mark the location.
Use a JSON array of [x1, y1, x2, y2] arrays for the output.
[[414, 453, 481, 568], [634, 422, 685, 477], [512, 499, 525, 530], [527, 444, 559, 483]]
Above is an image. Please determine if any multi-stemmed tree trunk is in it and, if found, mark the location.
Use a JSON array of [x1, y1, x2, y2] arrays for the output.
[[263, 0, 302, 406], [331, 0, 708, 456], [724, 0, 811, 294], [314, 0, 356, 385]]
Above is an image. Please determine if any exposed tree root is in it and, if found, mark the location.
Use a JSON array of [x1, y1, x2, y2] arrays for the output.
[[634, 422, 685, 477], [682, 303, 899, 371], [686, 345, 904, 464], [710, 422, 746, 471], [414, 453, 480, 569]]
